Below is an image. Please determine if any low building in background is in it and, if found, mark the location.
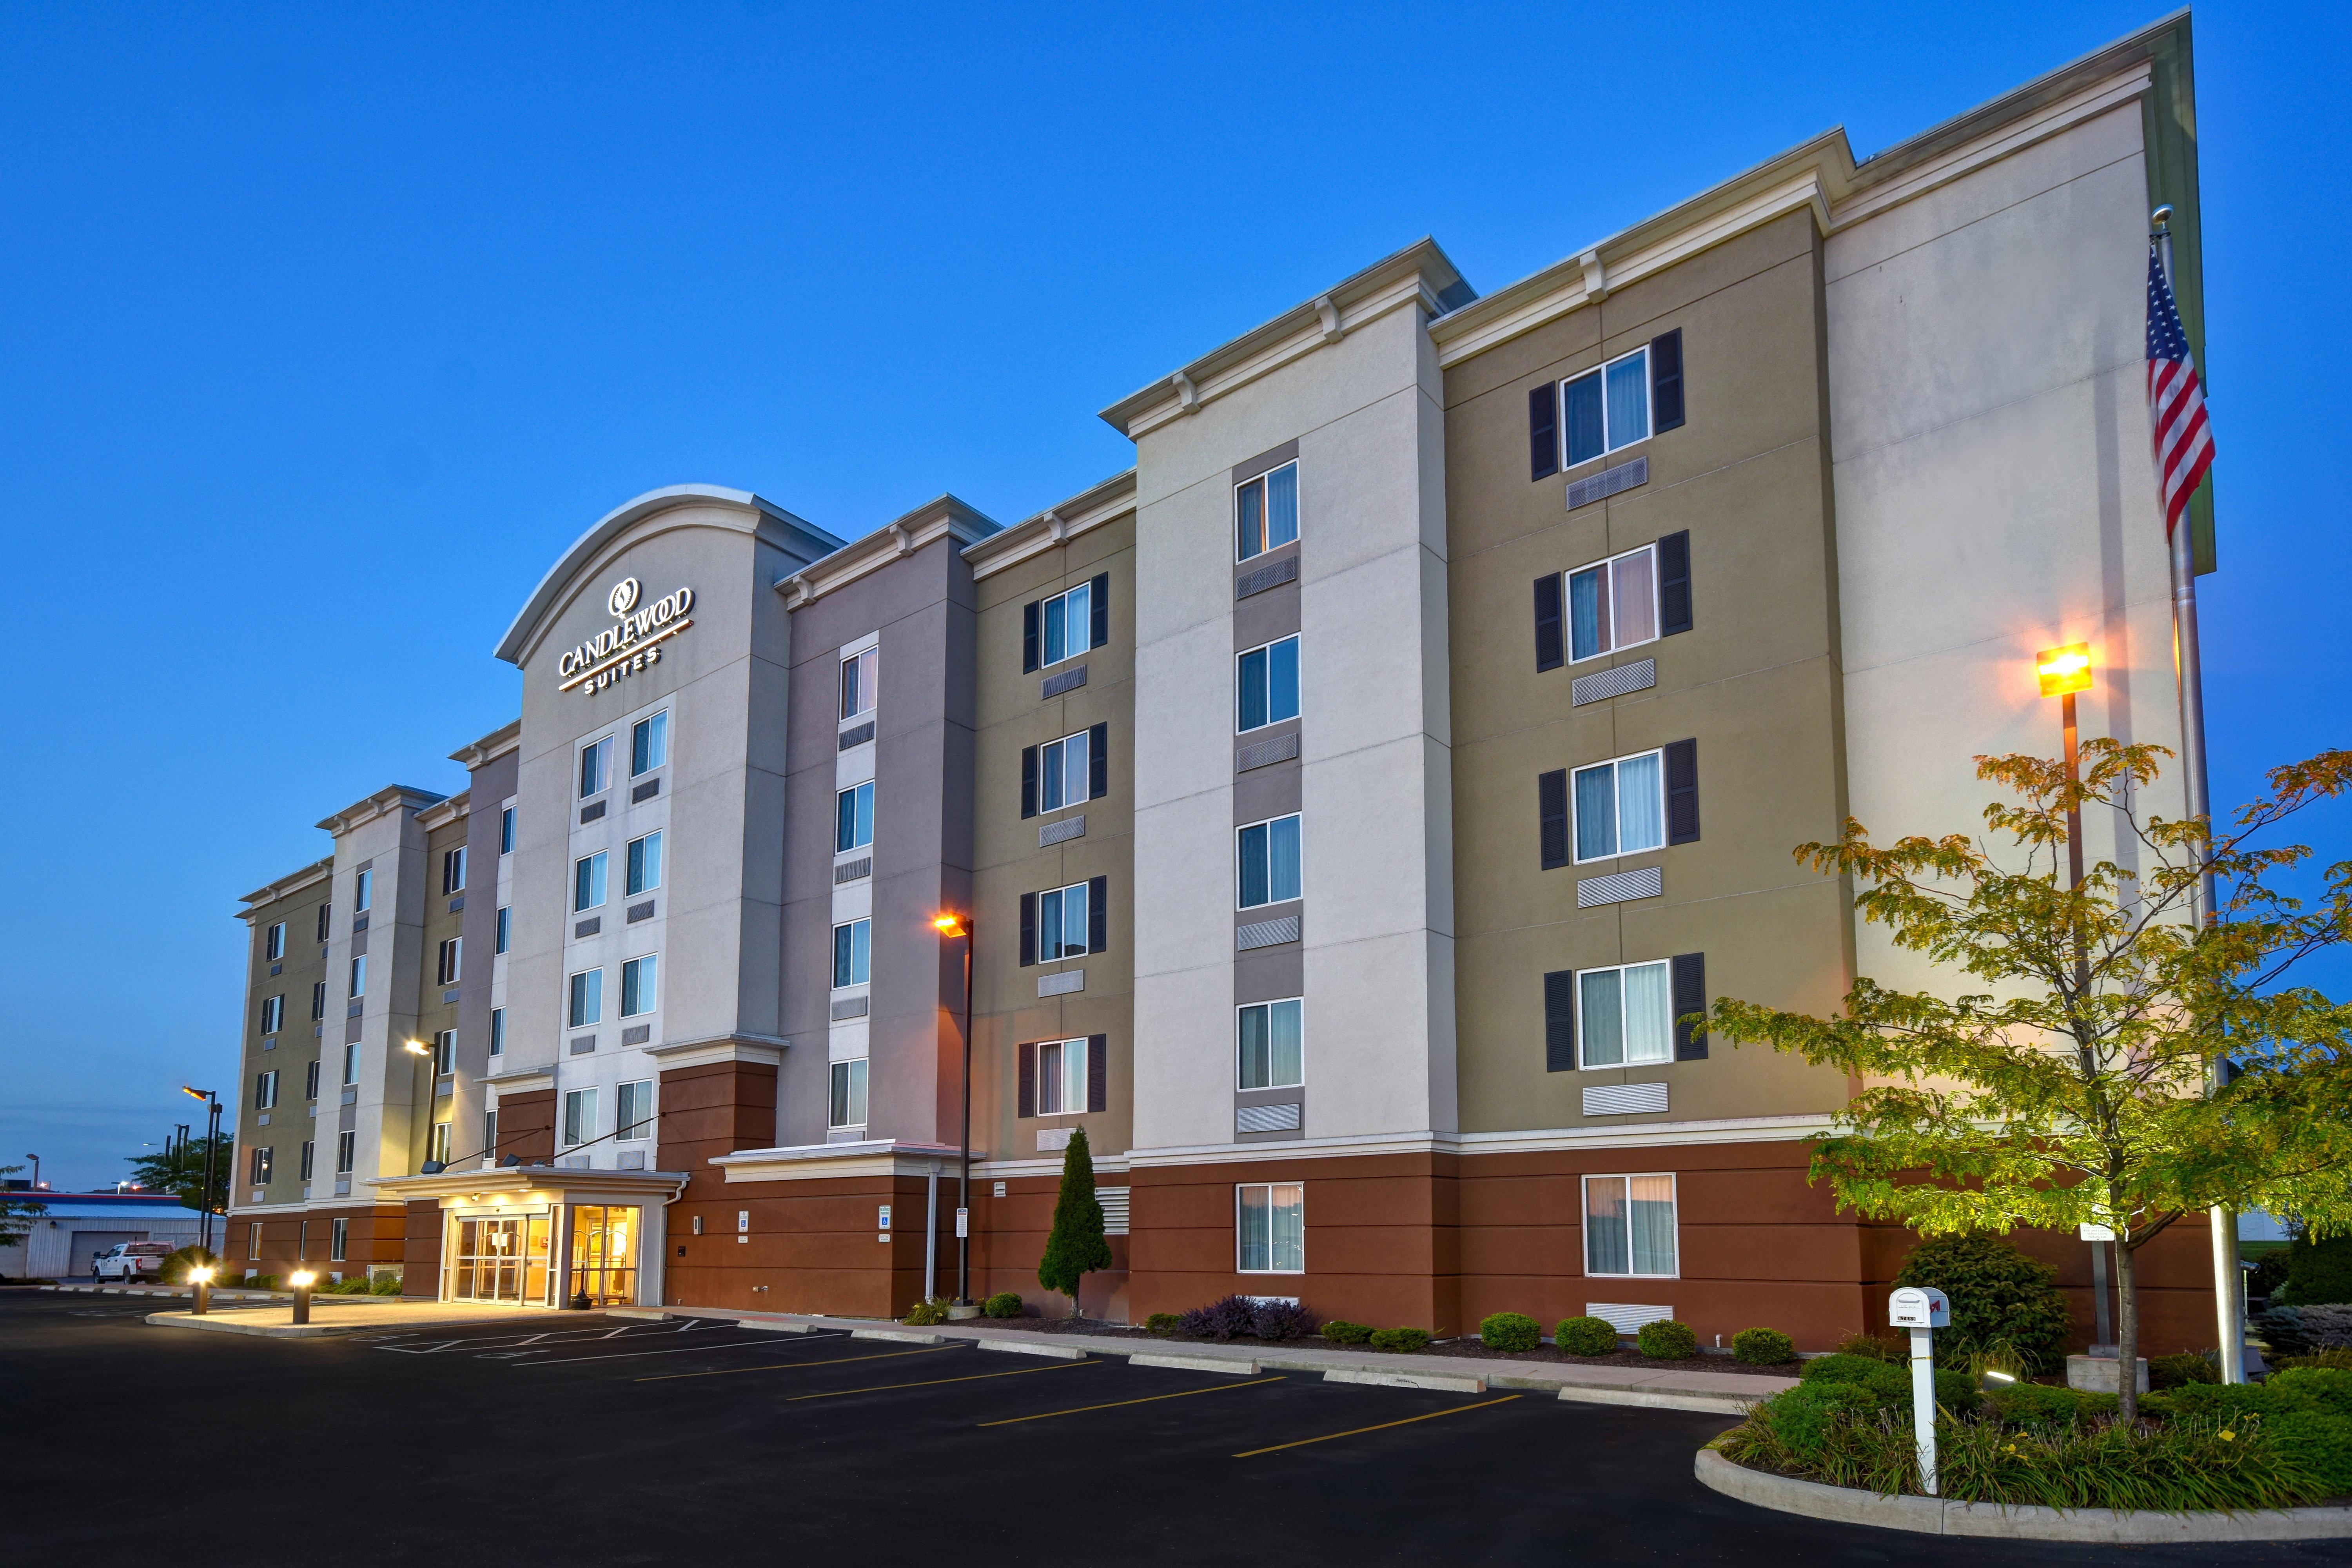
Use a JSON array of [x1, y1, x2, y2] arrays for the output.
[[2, 1193, 218, 1280]]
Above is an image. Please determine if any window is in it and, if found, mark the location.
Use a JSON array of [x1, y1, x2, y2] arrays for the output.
[[1584, 1174, 1678, 1277], [1237, 999, 1304, 1089], [1564, 543, 1658, 663], [248, 1222, 262, 1259], [250, 1145, 273, 1184], [483, 1107, 498, 1161], [626, 831, 663, 895], [436, 936, 462, 986], [1022, 574, 1111, 673], [1561, 345, 1651, 469], [1022, 724, 1107, 818], [580, 736, 614, 797], [833, 784, 874, 853], [428, 1122, 452, 1165], [336, 1130, 355, 1174], [433, 1029, 456, 1075], [342, 1042, 360, 1085], [330, 1216, 347, 1262], [255, 1070, 279, 1110], [631, 711, 669, 775], [1234, 461, 1300, 561], [621, 954, 658, 1016], [828, 1059, 868, 1129], [1237, 1183, 1304, 1272], [299, 1140, 315, 1180], [354, 869, 372, 915], [1572, 750, 1664, 862], [316, 902, 331, 942], [574, 851, 608, 911], [1035, 1037, 1090, 1115], [1577, 960, 1673, 1067], [490, 1007, 505, 1056], [1037, 882, 1091, 961], [617, 1080, 653, 1141], [500, 806, 515, 854], [831, 920, 870, 987], [840, 646, 878, 719], [1236, 815, 1302, 909], [260, 995, 284, 1034], [569, 969, 604, 1027], [496, 905, 510, 954], [265, 922, 286, 961], [309, 980, 326, 1021], [303, 1060, 319, 1100], [441, 846, 467, 895], [1237, 635, 1300, 732], [349, 954, 367, 998], [563, 1087, 599, 1146]]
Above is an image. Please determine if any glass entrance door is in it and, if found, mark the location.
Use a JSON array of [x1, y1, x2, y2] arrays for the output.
[[450, 1214, 551, 1303], [567, 1205, 638, 1306]]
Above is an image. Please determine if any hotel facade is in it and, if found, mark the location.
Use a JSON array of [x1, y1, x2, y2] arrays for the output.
[[226, 17, 2232, 1350]]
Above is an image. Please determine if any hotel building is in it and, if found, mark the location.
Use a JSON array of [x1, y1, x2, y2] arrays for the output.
[[227, 16, 2229, 1348]]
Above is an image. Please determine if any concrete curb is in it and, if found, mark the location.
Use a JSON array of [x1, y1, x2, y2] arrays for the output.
[[141, 1310, 508, 1338], [47, 1283, 292, 1304], [1132, 1353, 1261, 1376], [852, 1328, 948, 1345], [1693, 1448, 2352, 1542], [1324, 1367, 1487, 1394], [979, 1338, 1090, 1360]]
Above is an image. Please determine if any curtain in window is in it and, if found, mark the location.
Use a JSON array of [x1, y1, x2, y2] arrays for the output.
[[1579, 969, 1624, 1066], [1573, 764, 1618, 860], [1612, 550, 1657, 646], [1269, 1000, 1302, 1085], [1236, 480, 1265, 559], [1265, 465, 1299, 549], [1238, 1185, 1272, 1270], [1267, 637, 1299, 722], [1269, 1184, 1304, 1271], [1605, 352, 1650, 448], [1568, 565, 1607, 661], [1267, 817, 1301, 902], [1564, 373, 1606, 466], [1616, 752, 1664, 852], [1238, 1007, 1271, 1089], [1628, 1175, 1677, 1276], [1585, 1176, 1628, 1274], [1621, 962, 1672, 1063]]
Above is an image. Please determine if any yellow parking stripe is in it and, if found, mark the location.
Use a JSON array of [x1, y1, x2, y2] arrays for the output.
[[1232, 1394, 1521, 1457], [786, 1359, 1097, 1402], [636, 1347, 952, 1383], [977, 1374, 1286, 1427]]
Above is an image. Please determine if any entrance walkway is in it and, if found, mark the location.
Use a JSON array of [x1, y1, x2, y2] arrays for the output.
[[145, 1297, 561, 1338]]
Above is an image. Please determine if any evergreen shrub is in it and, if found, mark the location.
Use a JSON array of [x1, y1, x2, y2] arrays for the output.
[[1321, 1320, 1373, 1346], [1367, 1327, 1431, 1353], [1731, 1327, 1795, 1365], [1555, 1316, 1619, 1356], [1891, 1234, 2072, 1374], [981, 1292, 1024, 1318], [1144, 1312, 1181, 1336], [1637, 1319, 1697, 1360], [2279, 1234, 2352, 1307], [1478, 1312, 1541, 1352]]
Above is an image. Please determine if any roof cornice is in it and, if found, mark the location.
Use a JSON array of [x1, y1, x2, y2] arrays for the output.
[[416, 789, 472, 832], [315, 784, 447, 838], [1098, 237, 1473, 439], [776, 494, 1001, 610], [237, 856, 335, 916], [449, 718, 521, 770], [963, 468, 1137, 581]]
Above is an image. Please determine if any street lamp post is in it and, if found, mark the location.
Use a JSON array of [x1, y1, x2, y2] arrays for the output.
[[24, 1153, 39, 1192], [181, 1087, 221, 1256], [933, 912, 975, 1304]]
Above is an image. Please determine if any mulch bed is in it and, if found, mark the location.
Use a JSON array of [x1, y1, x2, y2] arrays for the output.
[[988, 1316, 1798, 1376]]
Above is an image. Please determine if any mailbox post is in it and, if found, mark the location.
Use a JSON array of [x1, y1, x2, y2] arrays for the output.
[[1889, 1286, 1951, 1495]]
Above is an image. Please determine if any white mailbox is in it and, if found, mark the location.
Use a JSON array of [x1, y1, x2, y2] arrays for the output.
[[1888, 1285, 1949, 1329]]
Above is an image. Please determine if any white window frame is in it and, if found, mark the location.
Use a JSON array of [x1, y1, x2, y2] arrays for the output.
[[489, 1007, 505, 1056], [616, 1079, 654, 1141], [428, 1122, 452, 1164], [1036, 581, 1094, 669], [496, 906, 510, 954], [1235, 997, 1305, 1090], [575, 851, 608, 912], [265, 922, 286, 961], [840, 646, 878, 720], [500, 806, 515, 854], [437, 936, 462, 986], [832, 919, 871, 989], [1236, 633, 1301, 733], [341, 1042, 360, 1086], [1570, 748, 1668, 865], [353, 868, 372, 914], [1036, 1036, 1089, 1116], [563, 1087, 599, 1147], [1036, 881, 1092, 961], [1575, 960, 1675, 1069], [335, 1130, 355, 1173], [1581, 1171, 1680, 1279], [626, 830, 663, 895], [1558, 344, 1652, 471], [1235, 813, 1303, 910], [349, 955, 367, 998], [433, 1029, 457, 1076], [256, 1070, 279, 1110], [568, 967, 604, 1028], [828, 1058, 869, 1129], [1235, 1181, 1305, 1274], [1561, 542, 1660, 665], [443, 846, 466, 895], [1036, 730, 1091, 813], [330, 1216, 347, 1262], [248, 1221, 262, 1259], [300, 1140, 315, 1179], [1233, 459, 1301, 563], [631, 710, 670, 776], [303, 1060, 319, 1100], [835, 784, 874, 852], [579, 735, 614, 799], [260, 995, 284, 1034], [621, 953, 659, 1017]]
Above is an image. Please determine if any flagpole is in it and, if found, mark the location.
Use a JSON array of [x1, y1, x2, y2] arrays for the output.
[[2153, 203, 2242, 1385]]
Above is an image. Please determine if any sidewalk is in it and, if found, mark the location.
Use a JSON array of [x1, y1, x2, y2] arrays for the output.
[[142, 1298, 560, 1338]]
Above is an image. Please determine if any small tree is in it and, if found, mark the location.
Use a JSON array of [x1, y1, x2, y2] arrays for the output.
[[0, 1164, 43, 1267], [1711, 743, 2352, 1421], [1036, 1127, 1113, 1318], [128, 1133, 231, 1216]]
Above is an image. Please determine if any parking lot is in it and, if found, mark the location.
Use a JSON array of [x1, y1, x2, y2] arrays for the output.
[[5, 1292, 2342, 1566]]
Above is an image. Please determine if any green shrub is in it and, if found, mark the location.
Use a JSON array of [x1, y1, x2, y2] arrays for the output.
[[904, 1297, 950, 1327], [2249, 1248, 2293, 1300], [1800, 1353, 1908, 1401], [1143, 1312, 1181, 1336], [2279, 1233, 2352, 1306], [1555, 1316, 1620, 1356], [1367, 1327, 1431, 1353], [1731, 1327, 1795, 1366], [1321, 1320, 1372, 1345], [2269, 1366, 2352, 1417], [1892, 1233, 2073, 1375], [981, 1292, 1024, 1319], [369, 1274, 402, 1296], [2150, 1352, 2221, 1389], [1754, 1381, 1882, 1458], [1478, 1312, 1540, 1352], [2277, 1348, 2352, 1374], [1934, 1368, 1982, 1417], [1834, 1332, 1907, 1363], [1987, 1383, 2116, 1428], [2171, 1381, 2285, 1420], [1636, 1319, 1697, 1360], [2268, 1410, 2352, 1494]]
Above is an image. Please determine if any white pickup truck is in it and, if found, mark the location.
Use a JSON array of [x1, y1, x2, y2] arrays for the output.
[[92, 1241, 172, 1281]]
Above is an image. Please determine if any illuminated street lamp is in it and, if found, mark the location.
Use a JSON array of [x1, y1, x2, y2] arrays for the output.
[[180, 1086, 221, 1256], [2037, 643, 2109, 1343], [289, 1269, 316, 1325], [934, 911, 974, 1305]]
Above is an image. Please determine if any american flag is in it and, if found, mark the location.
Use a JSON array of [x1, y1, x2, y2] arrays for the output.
[[2146, 243, 2215, 537]]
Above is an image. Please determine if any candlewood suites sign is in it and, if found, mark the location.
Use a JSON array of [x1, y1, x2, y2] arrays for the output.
[[558, 577, 695, 696]]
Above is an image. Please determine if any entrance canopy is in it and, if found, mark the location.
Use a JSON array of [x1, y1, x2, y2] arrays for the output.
[[371, 1166, 688, 1308]]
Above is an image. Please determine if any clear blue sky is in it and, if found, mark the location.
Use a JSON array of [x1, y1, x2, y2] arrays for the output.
[[4, 3, 2346, 1191]]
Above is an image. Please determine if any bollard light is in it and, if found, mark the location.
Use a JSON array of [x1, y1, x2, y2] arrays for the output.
[[290, 1269, 316, 1326], [190, 1265, 213, 1316]]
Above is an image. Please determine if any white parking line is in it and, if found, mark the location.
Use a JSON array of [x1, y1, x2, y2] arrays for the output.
[[368, 1317, 739, 1353], [514, 1332, 861, 1369]]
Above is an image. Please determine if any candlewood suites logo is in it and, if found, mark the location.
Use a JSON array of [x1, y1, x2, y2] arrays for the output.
[[558, 576, 695, 695]]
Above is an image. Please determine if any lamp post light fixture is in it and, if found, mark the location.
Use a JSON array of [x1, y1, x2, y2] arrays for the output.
[[180, 1086, 221, 1256], [24, 1153, 39, 1192], [289, 1269, 316, 1326], [189, 1265, 213, 1316], [933, 911, 975, 1305]]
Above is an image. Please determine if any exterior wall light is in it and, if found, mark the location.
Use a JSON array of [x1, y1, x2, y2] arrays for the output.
[[2035, 642, 2092, 697]]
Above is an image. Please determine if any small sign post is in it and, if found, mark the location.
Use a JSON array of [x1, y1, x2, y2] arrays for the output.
[[1888, 1286, 1951, 1495]]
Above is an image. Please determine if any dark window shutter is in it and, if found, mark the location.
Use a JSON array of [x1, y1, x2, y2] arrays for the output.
[[1528, 382, 1559, 481], [1090, 573, 1110, 649], [1651, 328, 1685, 431], [1665, 739, 1699, 845], [1534, 575, 1564, 673], [1657, 530, 1693, 636], [1087, 1034, 1107, 1112], [1021, 745, 1038, 819], [1673, 953, 1708, 1060], [1087, 876, 1108, 953], [1538, 770, 1570, 870], [1088, 722, 1109, 799], [1018, 893, 1036, 967], [1022, 602, 1040, 673], [1018, 1042, 1035, 1118], [1544, 970, 1577, 1072]]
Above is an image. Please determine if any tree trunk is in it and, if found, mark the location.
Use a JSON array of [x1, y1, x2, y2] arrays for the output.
[[2115, 1237, 2140, 1424]]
